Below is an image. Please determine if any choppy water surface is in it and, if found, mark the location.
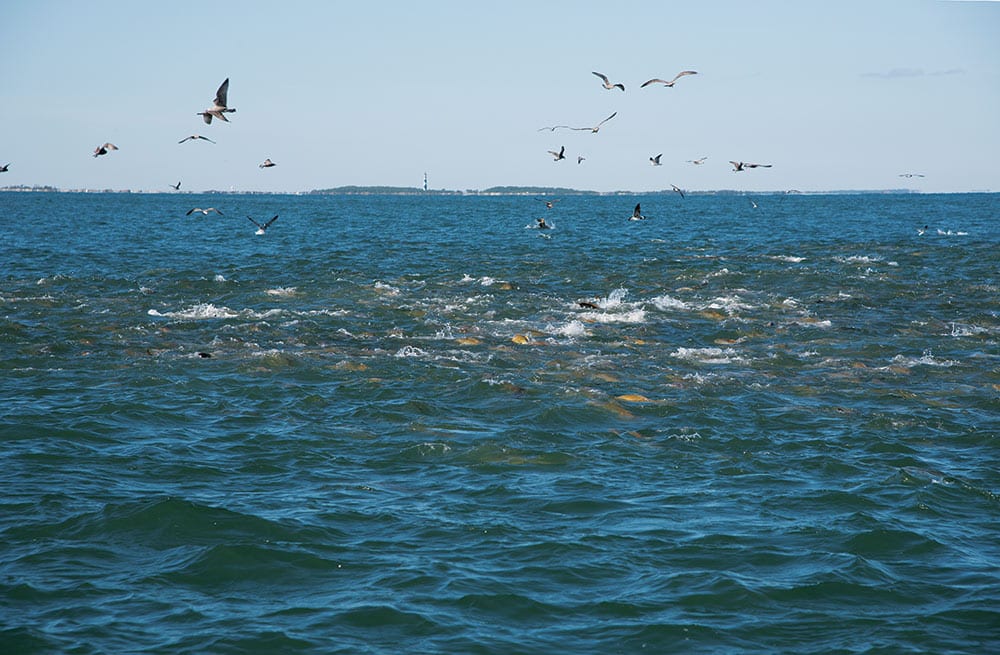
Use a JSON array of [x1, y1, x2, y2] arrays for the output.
[[2, 191, 998, 653]]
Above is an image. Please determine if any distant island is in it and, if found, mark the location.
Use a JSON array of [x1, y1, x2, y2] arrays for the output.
[[1, 184, 932, 196]]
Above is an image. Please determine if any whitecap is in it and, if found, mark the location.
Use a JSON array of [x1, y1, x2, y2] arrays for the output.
[[213, 274, 227, 283], [266, 287, 297, 297], [581, 308, 647, 324], [890, 352, 959, 368], [671, 346, 745, 364], [147, 303, 239, 320], [651, 295, 690, 311], [395, 345, 428, 358], [553, 320, 588, 337]]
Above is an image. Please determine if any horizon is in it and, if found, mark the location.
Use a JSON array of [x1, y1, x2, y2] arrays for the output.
[[2, 1, 998, 195]]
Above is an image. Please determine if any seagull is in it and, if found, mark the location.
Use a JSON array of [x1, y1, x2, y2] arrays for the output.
[[170, 181, 181, 190], [577, 156, 586, 164], [179, 135, 216, 144], [0, 163, 9, 172], [687, 156, 708, 165], [730, 161, 772, 172], [650, 154, 663, 166], [671, 184, 685, 198], [548, 146, 566, 161], [571, 111, 617, 133], [899, 173, 925, 178], [259, 158, 276, 168], [629, 203, 645, 221], [197, 78, 235, 124], [536, 198, 559, 209], [640, 71, 698, 88], [186, 207, 223, 216], [93, 143, 118, 157], [592, 71, 625, 91], [247, 214, 278, 235], [750, 199, 759, 209]]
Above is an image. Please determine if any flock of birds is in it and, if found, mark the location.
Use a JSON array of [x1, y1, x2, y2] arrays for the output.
[[86, 78, 279, 234]]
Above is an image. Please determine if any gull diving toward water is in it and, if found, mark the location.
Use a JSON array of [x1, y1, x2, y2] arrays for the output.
[[671, 184, 685, 198], [650, 154, 663, 166], [93, 143, 118, 157], [687, 156, 708, 165], [179, 135, 216, 144], [572, 112, 617, 133], [641, 71, 698, 88], [259, 158, 276, 168], [629, 203, 645, 221], [170, 181, 181, 190], [197, 78, 235, 124], [730, 161, 772, 172], [592, 71, 625, 91], [186, 207, 223, 216], [247, 215, 278, 235], [548, 146, 566, 161]]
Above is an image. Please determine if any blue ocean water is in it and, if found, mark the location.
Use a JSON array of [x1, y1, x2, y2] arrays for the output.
[[1, 191, 998, 653]]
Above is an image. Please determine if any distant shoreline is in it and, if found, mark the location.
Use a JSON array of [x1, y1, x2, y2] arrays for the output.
[[1, 185, 964, 196]]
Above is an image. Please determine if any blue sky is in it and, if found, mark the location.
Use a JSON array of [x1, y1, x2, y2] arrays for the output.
[[1, 1, 998, 193]]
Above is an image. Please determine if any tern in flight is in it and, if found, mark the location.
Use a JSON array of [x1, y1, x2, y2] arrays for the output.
[[641, 71, 698, 88], [259, 158, 276, 168], [179, 135, 216, 144], [629, 203, 646, 221], [247, 215, 278, 235], [186, 207, 223, 216], [687, 156, 708, 165], [650, 154, 663, 166], [571, 111, 617, 133], [592, 71, 625, 91], [197, 78, 236, 124], [730, 161, 772, 172], [548, 146, 566, 161], [93, 143, 118, 157]]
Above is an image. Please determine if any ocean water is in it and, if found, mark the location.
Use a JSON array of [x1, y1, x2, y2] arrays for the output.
[[1, 191, 998, 654]]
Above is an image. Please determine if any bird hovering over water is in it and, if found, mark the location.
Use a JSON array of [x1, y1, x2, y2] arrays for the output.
[[548, 146, 566, 161], [730, 161, 772, 172], [650, 154, 663, 166], [197, 78, 236, 124], [186, 207, 223, 216], [93, 143, 118, 157], [571, 111, 617, 133], [641, 71, 698, 88], [629, 203, 646, 221], [170, 181, 181, 190], [592, 71, 625, 91], [259, 158, 276, 168], [671, 184, 685, 198], [179, 135, 216, 144], [247, 215, 278, 235]]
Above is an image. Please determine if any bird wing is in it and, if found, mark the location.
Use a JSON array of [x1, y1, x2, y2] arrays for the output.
[[263, 215, 279, 228], [246, 216, 263, 228], [641, 78, 668, 87], [179, 136, 192, 143], [596, 112, 617, 127], [592, 71, 610, 84], [201, 113, 213, 124], [633, 203, 642, 217], [670, 70, 698, 84], [214, 78, 230, 107], [211, 208, 223, 215]]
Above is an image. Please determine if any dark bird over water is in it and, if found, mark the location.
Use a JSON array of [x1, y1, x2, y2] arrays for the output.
[[93, 143, 118, 157], [592, 71, 625, 92], [197, 78, 236, 124], [186, 207, 223, 216], [170, 181, 181, 190], [548, 146, 566, 161], [536, 198, 559, 209], [247, 215, 279, 235], [671, 184, 685, 198], [641, 71, 698, 88], [629, 203, 645, 221], [179, 135, 216, 144]]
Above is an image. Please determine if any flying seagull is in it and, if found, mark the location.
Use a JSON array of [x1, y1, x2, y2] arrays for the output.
[[730, 161, 772, 172], [93, 143, 118, 157], [899, 173, 925, 178], [536, 198, 559, 209], [640, 71, 698, 88], [671, 184, 685, 198], [577, 156, 586, 164], [179, 135, 216, 144], [186, 207, 223, 216], [197, 78, 235, 124], [592, 71, 625, 92], [259, 158, 276, 168], [687, 156, 708, 165], [0, 163, 9, 172], [548, 146, 566, 161], [247, 214, 278, 235], [571, 111, 617, 133], [629, 203, 645, 221], [650, 154, 663, 166], [170, 181, 181, 190]]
